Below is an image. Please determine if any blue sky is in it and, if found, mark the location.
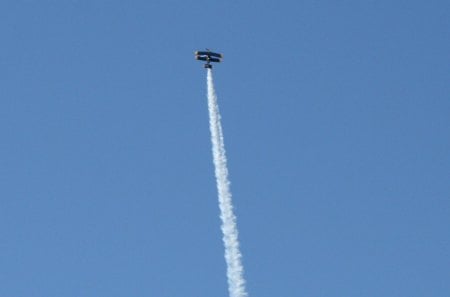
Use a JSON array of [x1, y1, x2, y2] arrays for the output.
[[1, 1, 449, 296]]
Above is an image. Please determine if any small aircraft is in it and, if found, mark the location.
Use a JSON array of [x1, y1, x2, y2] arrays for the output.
[[195, 49, 223, 69]]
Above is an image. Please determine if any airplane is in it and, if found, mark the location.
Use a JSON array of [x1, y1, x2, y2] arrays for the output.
[[195, 49, 223, 69]]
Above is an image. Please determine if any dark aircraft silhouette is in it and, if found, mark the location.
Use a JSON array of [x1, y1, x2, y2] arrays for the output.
[[195, 49, 223, 69]]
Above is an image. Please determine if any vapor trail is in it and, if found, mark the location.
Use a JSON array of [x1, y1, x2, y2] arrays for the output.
[[206, 69, 248, 297]]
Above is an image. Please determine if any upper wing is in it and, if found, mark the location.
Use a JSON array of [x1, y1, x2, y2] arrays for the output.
[[195, 51, 223, 58], [206, 52, 223, 58]]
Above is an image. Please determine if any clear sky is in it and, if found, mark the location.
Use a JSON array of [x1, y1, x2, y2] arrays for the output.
[[1, 1, 449, 296]]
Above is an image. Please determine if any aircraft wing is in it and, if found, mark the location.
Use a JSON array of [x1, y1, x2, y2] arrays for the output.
[[207, 52, 223, 58], [195, 51, 223, 58], [209, 57, 221, 63]]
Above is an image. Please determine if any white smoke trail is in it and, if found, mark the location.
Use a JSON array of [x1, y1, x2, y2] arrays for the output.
[[206, 69, 248, 297]]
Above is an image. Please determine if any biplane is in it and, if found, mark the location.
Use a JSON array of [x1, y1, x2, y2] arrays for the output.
[[195, 49, 223, 69]]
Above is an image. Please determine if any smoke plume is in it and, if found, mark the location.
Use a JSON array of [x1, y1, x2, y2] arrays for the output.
[[206, 69, 248, 297]]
